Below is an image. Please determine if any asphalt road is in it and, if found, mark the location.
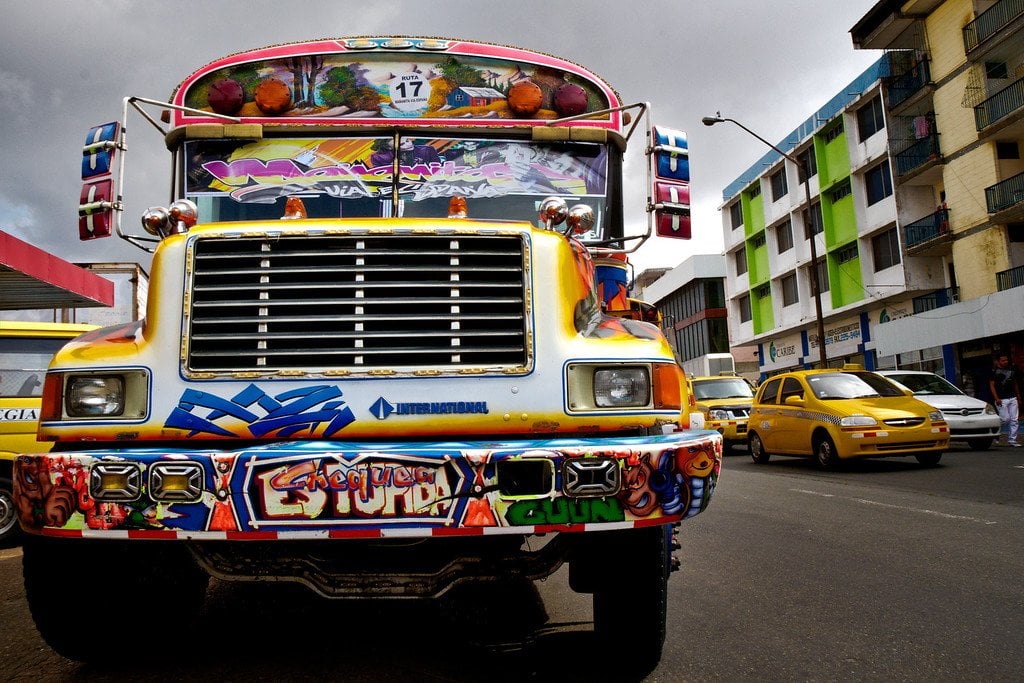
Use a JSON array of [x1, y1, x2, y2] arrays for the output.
[[1, 444, 1021, 681]]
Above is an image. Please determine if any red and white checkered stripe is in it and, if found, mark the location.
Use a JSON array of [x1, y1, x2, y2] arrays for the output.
[[33, 516, 678, 541]]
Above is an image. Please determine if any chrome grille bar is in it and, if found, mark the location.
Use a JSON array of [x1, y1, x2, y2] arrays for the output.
[[185, 233, 529, 373]]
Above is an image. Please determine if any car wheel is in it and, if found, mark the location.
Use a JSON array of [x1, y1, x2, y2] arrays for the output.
[[967, 438, 993, 451], [0, 477, 20, 545], [748, 432, 770, 464], [915, 452, 942, 467], [814, 434, 841, 470]]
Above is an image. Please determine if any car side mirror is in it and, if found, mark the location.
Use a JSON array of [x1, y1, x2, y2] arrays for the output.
[[784, 395, 804, 406]]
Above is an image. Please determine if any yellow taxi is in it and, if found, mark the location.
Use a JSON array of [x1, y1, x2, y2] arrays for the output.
[[746, 367, 949, 469], [1, 321, 97, 542], [688, 374, 755, 453]]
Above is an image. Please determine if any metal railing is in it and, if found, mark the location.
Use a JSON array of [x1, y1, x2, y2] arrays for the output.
[[985, 170, 1024, 213], [963, 0, 1024, 52], [895, 134, 940, 176], [996, 264, 1024, 291], [912, 287, 959, 314], [904, 208, 950, 249], [886, 58, 931, 110], [974, 76, 1024, 130]]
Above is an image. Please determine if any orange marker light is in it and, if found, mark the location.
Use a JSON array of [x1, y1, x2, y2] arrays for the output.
[[448, 196, 468, 218], [282, 197, 308, 219]]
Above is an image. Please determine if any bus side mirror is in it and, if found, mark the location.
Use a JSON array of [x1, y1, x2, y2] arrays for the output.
[[78, 122, 120, 240], [649, 126, 690, 239]]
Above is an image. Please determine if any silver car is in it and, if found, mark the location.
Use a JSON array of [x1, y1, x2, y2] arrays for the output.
[[876, 370, 1001, 450]]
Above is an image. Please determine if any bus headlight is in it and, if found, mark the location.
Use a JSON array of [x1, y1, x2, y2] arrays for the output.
[[51, 369, 150, 420], [67, 376, 125, 416], [594, 367, 650, 407]]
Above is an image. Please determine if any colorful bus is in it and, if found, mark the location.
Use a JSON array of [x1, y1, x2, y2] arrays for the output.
[[19, 38, 716, 671]]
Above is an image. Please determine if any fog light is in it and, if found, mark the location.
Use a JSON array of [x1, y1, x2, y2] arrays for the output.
[[563, 458, 620, 497], [150, 462, 204, 502], [90, 464, 142, 501]]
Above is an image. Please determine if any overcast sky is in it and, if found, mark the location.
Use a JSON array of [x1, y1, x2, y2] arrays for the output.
[[0, 0, 882, 277]]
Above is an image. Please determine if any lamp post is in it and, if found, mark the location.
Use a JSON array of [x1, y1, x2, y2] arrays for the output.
[[703, 114, 828, 367]]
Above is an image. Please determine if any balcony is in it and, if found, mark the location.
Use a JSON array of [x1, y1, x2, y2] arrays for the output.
[[912, 287, 959, 314], [963, 0, 1024, 53], [985, 170, 1024, 213], [904, 208, 952, 256], [886, 58, 931, 111], [997, 264, 1024, 290], [894, 133, 941, 177], [975, 76, 1024, 130]]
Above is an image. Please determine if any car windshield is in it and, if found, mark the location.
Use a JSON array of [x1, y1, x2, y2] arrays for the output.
[[885, 372, 963, 396], [692, 377, 754, 400], [806, 373, 890, 400], [184, 135, 611, 241]]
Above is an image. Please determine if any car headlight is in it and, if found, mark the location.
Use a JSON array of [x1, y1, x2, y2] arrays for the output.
[[67, 376, 125, 416], [928, 411, 944, 423], [840, 415, 878, 427], [707, 409, 729, 420], [984, 404, 997, 415], [594, 367, 651, 407]]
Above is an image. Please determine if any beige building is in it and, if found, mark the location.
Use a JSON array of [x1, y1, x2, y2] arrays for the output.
[[852, 0, 1024, 390]]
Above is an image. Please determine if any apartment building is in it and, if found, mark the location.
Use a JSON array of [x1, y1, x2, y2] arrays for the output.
[[850, 0, 1024, 387], [718, 57, 951, 379]]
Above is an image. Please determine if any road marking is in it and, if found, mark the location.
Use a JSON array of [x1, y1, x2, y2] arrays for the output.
[[790, 488, 998, 525]]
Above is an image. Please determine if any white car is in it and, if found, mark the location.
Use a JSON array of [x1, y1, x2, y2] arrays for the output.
[[876, 370, 1001, 450]]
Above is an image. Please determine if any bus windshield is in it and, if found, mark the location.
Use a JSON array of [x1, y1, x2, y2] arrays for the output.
[[185, 135, 610, 239]]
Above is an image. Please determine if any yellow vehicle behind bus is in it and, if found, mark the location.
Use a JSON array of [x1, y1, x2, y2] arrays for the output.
[[0, 321, 96, 542]]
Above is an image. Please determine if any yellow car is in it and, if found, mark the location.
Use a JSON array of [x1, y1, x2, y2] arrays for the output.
[[1, 321, 96, 543], [688, 374, 755, 453], [747, 368, 949, 469]]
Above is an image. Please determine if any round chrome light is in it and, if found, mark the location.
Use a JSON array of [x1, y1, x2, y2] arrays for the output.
[[168, 199, 199, 234], [141, 207, 170, 236], [538, 197, 568, 230], [565, 204, 595, 236]]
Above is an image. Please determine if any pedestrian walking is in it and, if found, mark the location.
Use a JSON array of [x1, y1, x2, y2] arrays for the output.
[[987, 352, 1021, 446]]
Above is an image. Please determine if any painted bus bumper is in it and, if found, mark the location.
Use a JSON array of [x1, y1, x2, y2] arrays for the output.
[[15, 432, 721, 539]]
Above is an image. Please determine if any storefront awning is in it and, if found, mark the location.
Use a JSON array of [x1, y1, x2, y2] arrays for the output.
[[0, 231, 115, 310]]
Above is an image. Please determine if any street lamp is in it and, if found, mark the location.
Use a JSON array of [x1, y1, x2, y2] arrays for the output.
[[703, 114, 828, 367]]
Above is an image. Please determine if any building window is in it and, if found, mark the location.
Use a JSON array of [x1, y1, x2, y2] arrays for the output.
[[755, 284, 770, 299], [735, 248, 748, 275], [803, 202, 823, 238], [798, 148, 817, 180], [748, 183, 761, 198], [751, 232, 766, 248], [985, 61, 1009, 79], [856, 95, 885, 141], [776, 220, 793, 253], [872, 227, 901, 271], [830, 179, 852, 203], [738, 294, 751, 322], [823, 123, 843, 143], [815, 257, 830, 293], [996, 141, 1019, 159], [781, 273, 798, 306], [705, 280, 726, 308], [770, 168, 788, 201], [729, 201, 743, 228], [836, 243, 859, 264], [865, 162, 893, 205]]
